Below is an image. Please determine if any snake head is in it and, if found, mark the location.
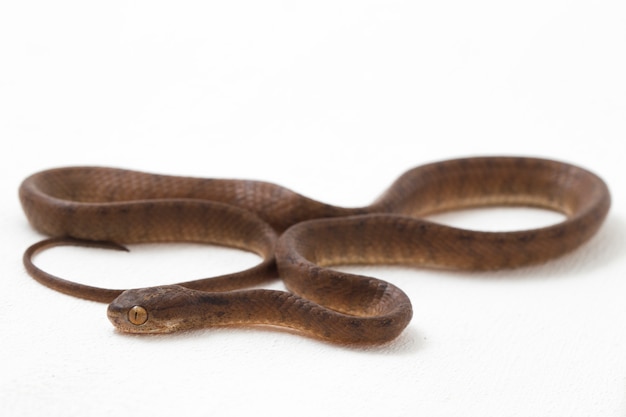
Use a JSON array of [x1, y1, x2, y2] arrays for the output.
[[107, 285, 201, 333]]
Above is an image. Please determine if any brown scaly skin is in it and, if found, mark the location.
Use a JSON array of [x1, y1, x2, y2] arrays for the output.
[[19, 157, 610, 344]]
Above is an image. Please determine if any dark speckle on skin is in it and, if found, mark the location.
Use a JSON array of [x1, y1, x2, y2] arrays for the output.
[[349, 319, 362, 328], [517, 233, 535, 243], [459, 233, 475, 242], [379, 318, 393, 328], [201, 295, 231, 306]]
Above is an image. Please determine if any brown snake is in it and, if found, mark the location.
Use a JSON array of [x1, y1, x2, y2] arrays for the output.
[[19, 157, 610, 344]]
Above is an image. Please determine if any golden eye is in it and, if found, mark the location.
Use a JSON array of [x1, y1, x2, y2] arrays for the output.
[[128, 306, 148, 325]]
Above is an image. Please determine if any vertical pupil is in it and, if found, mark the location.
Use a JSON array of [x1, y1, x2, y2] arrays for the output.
[[128, 305, 148, 325]]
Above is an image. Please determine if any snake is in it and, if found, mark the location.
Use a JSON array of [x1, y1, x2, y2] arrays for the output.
[[19, 157, 610, 344]]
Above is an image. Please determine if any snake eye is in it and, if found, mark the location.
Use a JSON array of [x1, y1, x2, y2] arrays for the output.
[[128, 305, 148, 325]]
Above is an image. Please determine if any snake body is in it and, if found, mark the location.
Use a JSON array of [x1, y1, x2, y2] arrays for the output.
[[19, 157, 610, 344]]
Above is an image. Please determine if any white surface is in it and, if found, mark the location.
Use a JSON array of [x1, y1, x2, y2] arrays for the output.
[[1, 1, 625, 416]]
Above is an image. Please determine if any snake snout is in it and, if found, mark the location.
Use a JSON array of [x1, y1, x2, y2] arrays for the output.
[[107, 285, 193, 333]]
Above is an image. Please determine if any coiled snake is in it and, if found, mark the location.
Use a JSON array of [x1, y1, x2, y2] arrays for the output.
[[19, 157, 610, 344]]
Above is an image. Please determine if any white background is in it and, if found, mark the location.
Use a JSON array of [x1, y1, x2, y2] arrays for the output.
[[1, 1, 625, 416]]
